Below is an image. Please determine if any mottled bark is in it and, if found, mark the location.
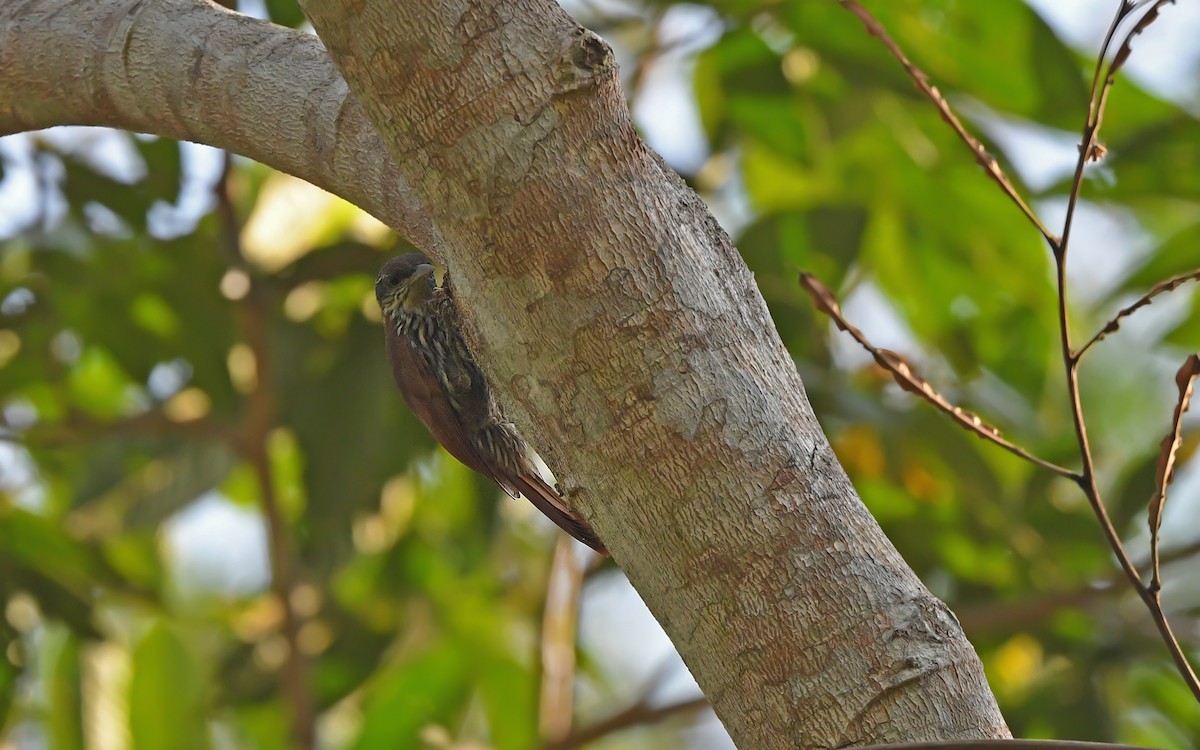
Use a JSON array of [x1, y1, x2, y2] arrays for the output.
[[1, 0, 1011, 746]]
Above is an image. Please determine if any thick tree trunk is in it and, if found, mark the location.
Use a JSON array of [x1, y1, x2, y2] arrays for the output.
[[1, 0, 1011, 746]]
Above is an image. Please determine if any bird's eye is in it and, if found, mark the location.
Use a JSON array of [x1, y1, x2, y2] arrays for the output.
[[389, 273, 402, 286]]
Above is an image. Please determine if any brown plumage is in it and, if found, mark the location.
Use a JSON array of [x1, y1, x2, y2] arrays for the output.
[[375, 253, 605, 553]]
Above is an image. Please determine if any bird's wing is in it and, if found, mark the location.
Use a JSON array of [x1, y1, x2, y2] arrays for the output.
[[384, 323, 497, 481], [385, 321, 606, 553]]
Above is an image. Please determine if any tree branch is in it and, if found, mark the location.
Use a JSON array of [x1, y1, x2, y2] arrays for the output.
[[798, 273, 1077, 480], [0, 0, 436, 250], [833, 0, 1057, 248], [829, 0, 1200, 704], [1076, 269, 1200, 358], [1058, 0, 1171, 265], [215, 154, 316, 750], [865, 742, 1151, 750], [541, 696, 709, 750], [539, 537, 586, 743], [288, 0, 1010, 746], [1147, 354, 1200, 593], [7, 0, 1013, 744], [1049, 0, 1200, 705]]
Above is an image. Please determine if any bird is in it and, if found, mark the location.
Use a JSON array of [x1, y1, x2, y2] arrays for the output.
[[375, 253, 606, 553]]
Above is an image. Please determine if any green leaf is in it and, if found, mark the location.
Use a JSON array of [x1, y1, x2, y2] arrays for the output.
[[0, 647, 14, 730], [351, 640, 471, 750], [0, 506, 104, 594], [133, 137, 183, 205], [478, 657, 538, 750], [265, 0, 306, 28], [694, 27, 787, 143], [130, 292, 181, 339], [67, 346, 138, 419], [129, 622, 209, 750], [40, 626, 85, 750], [102, 531, 164, 592], [65, 440, 239, 534], [229, 702, 290, 750]]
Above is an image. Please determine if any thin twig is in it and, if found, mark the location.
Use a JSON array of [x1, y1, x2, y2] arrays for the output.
[[1059, 0, 1172, 266], [2, 410, 236, 446], [831, 0, 1200, 703], [1050, 0, 1200, 705], [798, 273, 1078, 480], [540, 696, 708, 750], [539, 537, 586, 743], [960, 534, 1200, 635], [833, 0, 1058, 248], [958, 587, 1110, 636], [1076, 269, 1200, 358], [215, 152, 316, 750], [1147, 354, 1200, 592]]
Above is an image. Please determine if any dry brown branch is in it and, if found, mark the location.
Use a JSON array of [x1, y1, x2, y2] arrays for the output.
[[1059, 0, 1172, 264], [1047, 0, 1200, 705], [798, 273, 1077, 480], [833, 0, 1058, 247], [1108, 1, 1176, 79], [960, 536, 1200, 635], [1, 410, 236, 447], [215, 153, 316, 750], [1148, 354, 1200, 592], [539, 537, 586, 742], [831, 0, 1200, 704], [1076, 270, 1200, 358], [540, 696, 709, 750]]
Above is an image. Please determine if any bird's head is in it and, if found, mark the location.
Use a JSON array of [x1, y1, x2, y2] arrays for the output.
[[376, 253, 437, 320]]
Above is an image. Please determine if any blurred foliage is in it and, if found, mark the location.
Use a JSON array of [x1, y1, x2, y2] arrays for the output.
[[1, 0, 1199, 748]]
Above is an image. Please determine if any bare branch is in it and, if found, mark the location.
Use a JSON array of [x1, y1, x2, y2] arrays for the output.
[[1049, 0, 1200, 705], [823, 0, 1200, 706], [1077, 270, 1200, 358], [3, 410, 236, 447], [799, 273, 1077, 480], [1148, 354, 1200, 592], [1059, 0, 1174, 264], [960, 537, 1200, 635], [215, 154, 316, 750], [1108, 1, 1177, 80], [541, 696, 709, 750], [832, 0, 1058, 248], [539, 537, 586, 743]]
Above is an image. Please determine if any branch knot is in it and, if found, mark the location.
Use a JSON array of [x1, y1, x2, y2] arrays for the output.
[[556, 29, 616, 95]]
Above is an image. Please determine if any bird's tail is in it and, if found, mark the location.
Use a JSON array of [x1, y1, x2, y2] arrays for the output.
[[511, 472, 607, 554]]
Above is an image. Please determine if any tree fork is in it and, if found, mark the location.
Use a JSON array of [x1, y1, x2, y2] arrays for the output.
[[1, 0, 1011, 745], [294, 0, 1009, 746]]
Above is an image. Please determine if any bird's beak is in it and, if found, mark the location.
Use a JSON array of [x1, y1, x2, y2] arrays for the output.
[[399, 263, 437, 312]]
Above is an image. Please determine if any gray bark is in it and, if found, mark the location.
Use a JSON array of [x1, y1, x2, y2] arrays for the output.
[[0, 0, 435, 249], [0, 0, 1011, 746]]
